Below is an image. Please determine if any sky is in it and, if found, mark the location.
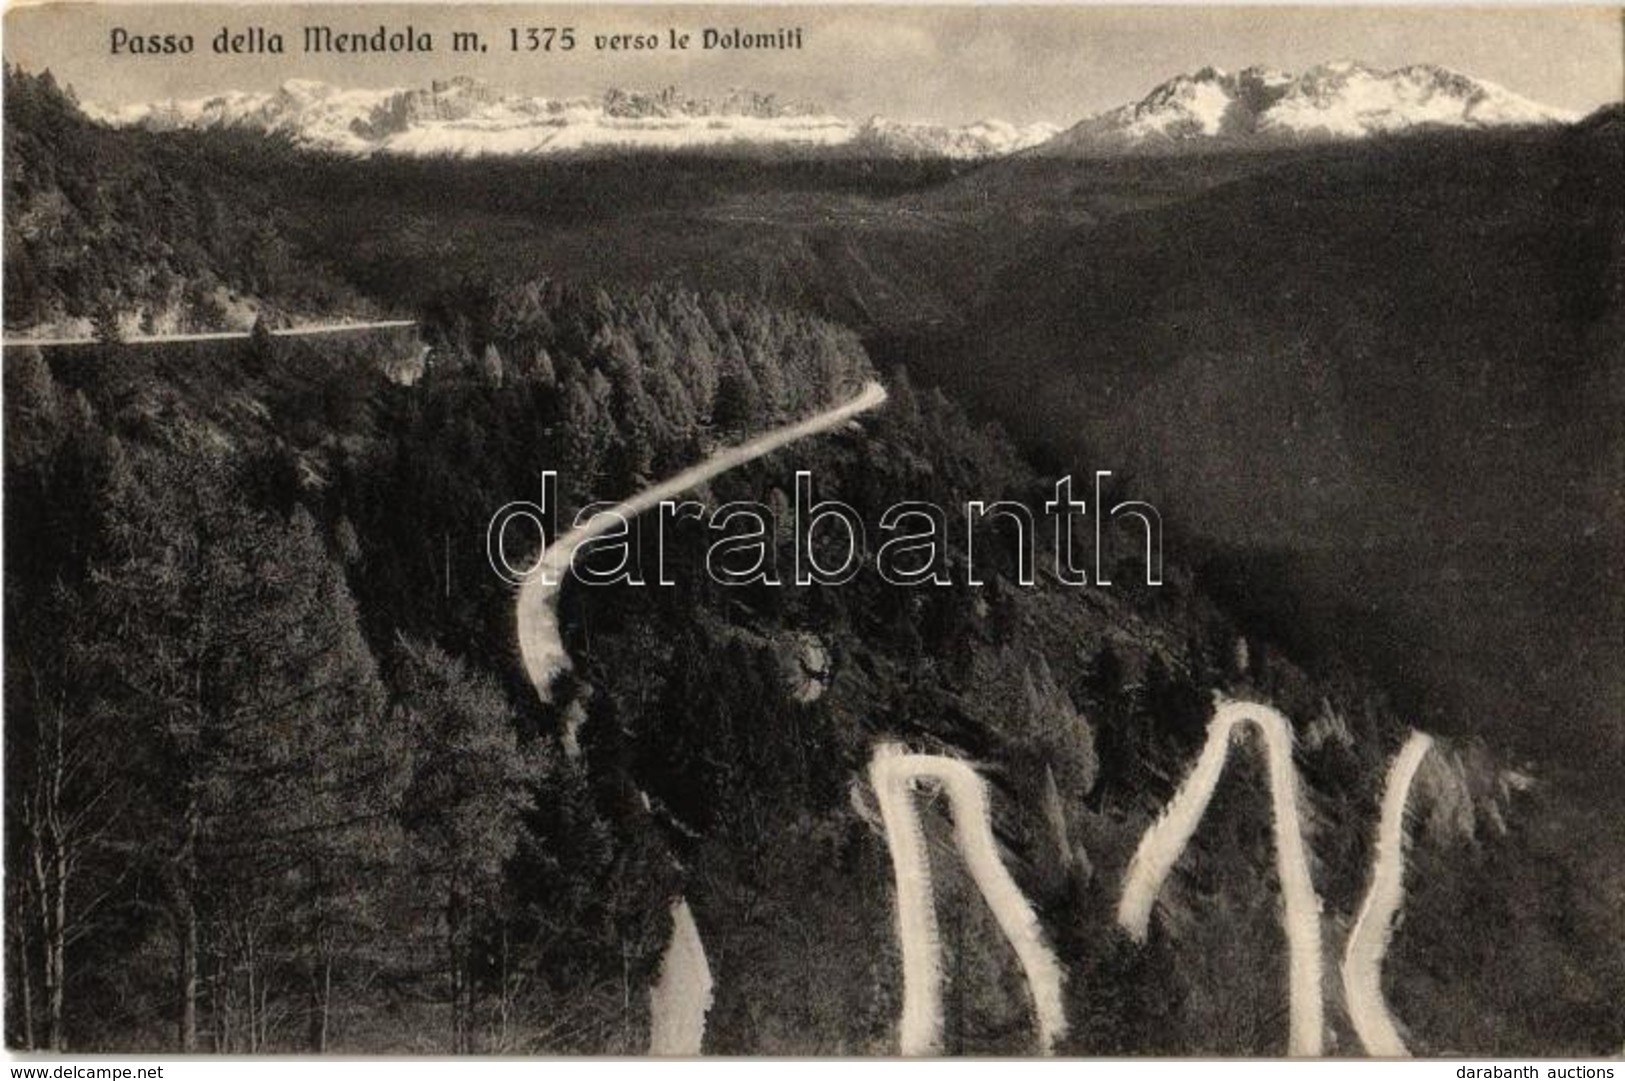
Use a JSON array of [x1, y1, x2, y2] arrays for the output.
[[4, 4, 1622, 125]]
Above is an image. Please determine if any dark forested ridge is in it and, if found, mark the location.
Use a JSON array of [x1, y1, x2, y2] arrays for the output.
[[2, 67, 375, 334], [893, 105, 1625, 795], [4, 65, 1623, 1055], [2, 65, 982, 338]]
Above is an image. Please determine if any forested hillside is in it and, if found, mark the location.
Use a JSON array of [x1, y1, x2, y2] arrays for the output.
[[3, 279, 883, 1051], [12, 275, 1610, 1055], [5, 63, 1621, 1056], [896, 105, 1625, 864], [3, 67, 373, 336]]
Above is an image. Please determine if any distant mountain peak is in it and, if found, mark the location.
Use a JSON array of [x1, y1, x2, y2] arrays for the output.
[[85, 63, 1576, 161], [599, 85, 823, 120], [1042, 60, 1577, 154], [278, 77, 339, 98], [86, 78, 1051, 160], [1309, 58, 1375, 75]]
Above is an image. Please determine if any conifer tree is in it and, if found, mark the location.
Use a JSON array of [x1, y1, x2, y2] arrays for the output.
[[87, 452, 399, 1051], [393, 638, 533, 1052]]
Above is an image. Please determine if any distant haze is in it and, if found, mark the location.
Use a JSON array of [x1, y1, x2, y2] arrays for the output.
[[5, 4, 1622, 125]]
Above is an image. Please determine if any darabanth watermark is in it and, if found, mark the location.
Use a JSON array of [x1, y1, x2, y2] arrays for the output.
[[487, 470, 1163, 589]]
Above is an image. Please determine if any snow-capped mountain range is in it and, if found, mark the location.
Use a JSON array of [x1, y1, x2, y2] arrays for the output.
[[1041, 61, 1577, 153], [86, 77, 1058, 159], [86, 62, 1578, 159]]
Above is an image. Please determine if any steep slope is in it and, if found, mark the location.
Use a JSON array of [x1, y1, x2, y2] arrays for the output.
[[886, 122, 1624, 1053], [909, 119, 1623, 762], [2, 66, 373, 335]]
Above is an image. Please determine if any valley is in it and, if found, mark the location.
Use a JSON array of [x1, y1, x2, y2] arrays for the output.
[[3, 49, 1622, 1056]]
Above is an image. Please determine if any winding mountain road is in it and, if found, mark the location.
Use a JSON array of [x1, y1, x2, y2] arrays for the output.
[[516, 380, 888, 705], [3, 319, 418, 348], [1342, 730, 1433, 1057], [1117, 697, 1326, 1056], [869, 744, 1068, 1056], [648, 898, 715, 1056], [508, 379, 886, 1056]]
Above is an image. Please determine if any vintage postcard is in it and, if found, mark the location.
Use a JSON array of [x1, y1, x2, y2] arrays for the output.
[[2, 1, 1622, 1060]]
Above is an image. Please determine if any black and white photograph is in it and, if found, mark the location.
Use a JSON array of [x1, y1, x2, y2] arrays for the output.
[[1, 1, 1622, 1062]]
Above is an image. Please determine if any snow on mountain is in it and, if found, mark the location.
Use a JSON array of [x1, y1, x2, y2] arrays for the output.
[[86, 77, 1049, 159], [855, 117, 1060, 159], [1260, 61, 1573, 136], [1041, 61, 1577, 153], [85, 64, 1576, 159], [89, 79, 398, 151]]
